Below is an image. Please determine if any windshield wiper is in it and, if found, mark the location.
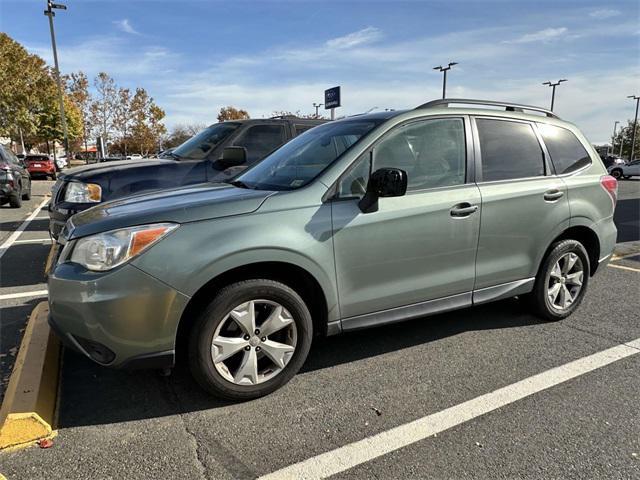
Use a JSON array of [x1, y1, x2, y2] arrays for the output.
[[226, 180, 253, 189]]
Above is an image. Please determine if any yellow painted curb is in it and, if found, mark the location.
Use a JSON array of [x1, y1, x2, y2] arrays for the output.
[[0, 302, 60, 451]]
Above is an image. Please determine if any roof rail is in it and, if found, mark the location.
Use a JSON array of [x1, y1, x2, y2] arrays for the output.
[[415, 98, 559, 119]]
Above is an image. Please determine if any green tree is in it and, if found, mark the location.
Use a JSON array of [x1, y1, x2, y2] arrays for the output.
[[217, 106, 250, 122], [0, 33, 57, 150], [612, 119, 640, 160]]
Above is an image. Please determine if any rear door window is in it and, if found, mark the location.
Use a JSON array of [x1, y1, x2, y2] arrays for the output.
[[233, 124, 287, 163], [537, 123, 591, 174], [476, 118, 545, 181]]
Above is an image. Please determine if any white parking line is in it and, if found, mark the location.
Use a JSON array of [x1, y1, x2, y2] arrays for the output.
[[608, 263, 640, 273], [259, 338, 640, 480], [12, 238, 52, 245], [0, 290, 48, 301], [0, 197, 50, 260]]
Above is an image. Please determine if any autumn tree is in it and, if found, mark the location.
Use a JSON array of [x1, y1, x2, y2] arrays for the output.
[[217, 106, 250, 122], [128, 88, 167, 155], [164, 122, 207, 148], [271, 110, 326, 119], [112, 88, 134, 156], [66, 71, 92, 154], [90, 72, 117, 145]]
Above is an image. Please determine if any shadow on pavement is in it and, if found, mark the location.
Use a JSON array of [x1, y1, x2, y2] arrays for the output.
[[0, 218, 49, 232], [0, 299, 43, 401], [614, 197, 640, 243], [0, 243, 49, 288], [58, 298, 545, 429]]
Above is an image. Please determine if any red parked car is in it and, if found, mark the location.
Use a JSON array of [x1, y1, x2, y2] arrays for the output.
[[25, 154, 57, 179]]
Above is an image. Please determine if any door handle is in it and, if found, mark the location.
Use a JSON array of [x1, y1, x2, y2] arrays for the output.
[[450, 203, 478, 217], [544, 189, 564, 201]]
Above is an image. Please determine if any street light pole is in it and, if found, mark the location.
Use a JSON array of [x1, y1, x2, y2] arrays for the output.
[[312, 102, 323, 117], [542, 79, 567, 111], [628, 95, 640, 161], [44, 0, 69, 158], [433, 62, 458, 99], [612, 120, 619, 155]]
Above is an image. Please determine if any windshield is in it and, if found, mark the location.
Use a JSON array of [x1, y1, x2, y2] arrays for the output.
[[172, 122, 241, 160], [234, 119, 382, 190]]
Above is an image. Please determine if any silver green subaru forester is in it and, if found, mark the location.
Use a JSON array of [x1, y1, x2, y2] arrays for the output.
[[49, 99, 618, 399]]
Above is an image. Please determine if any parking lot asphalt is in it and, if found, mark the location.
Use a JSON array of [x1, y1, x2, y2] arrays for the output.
[[0, 178, 639, 479]]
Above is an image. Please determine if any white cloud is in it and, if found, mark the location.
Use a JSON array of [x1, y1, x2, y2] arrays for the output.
[[325, 27, 382, 49], [589, 9, 621, 19], [508, 27, 568, 44], [113, 19, 140, 35]]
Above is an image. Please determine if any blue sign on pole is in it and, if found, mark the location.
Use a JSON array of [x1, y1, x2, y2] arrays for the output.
[[324, 86, 341, 109]]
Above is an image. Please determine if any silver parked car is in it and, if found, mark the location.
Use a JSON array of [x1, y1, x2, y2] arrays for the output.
[[609, 159, 640, 179]]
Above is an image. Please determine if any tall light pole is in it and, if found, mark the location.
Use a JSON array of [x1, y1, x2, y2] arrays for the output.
[[628, 95, 640, 161], [312, 102, 323, 117], [433, 62, 458, 99], [612, 120, 619, 155], [44, 0, 70, 157], [542, 79, 567, 111]]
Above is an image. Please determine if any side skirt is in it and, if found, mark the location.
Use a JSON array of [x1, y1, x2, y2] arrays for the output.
[[339, 278, 535, 332]]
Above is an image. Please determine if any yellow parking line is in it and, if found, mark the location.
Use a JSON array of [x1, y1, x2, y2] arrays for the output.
[[608, 263, 640, 273]]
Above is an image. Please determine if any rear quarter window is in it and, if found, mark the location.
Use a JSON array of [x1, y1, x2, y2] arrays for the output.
[[537, 123, 591, 175]]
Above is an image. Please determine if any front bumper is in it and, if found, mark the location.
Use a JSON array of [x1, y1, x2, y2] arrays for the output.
[[48, 201, 95, 239], [48, 261, 191, 368]]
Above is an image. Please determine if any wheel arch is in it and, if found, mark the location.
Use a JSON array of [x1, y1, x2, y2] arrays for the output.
[[175, 261, 331, 363], [542, 225, 601, 276]]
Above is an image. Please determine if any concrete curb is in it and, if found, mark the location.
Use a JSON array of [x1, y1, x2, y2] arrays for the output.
[[0, 302, 60, 450]]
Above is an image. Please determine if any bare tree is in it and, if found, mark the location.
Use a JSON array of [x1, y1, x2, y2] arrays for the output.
[[89, 72, 117, 146]]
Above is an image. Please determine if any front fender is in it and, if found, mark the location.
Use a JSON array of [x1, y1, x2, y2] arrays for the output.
[[132, 203, 340, 322]]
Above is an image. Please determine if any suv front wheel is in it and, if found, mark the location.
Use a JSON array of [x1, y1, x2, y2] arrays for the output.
[[527, 239, 590, 321], [188, 279, 313, 400]]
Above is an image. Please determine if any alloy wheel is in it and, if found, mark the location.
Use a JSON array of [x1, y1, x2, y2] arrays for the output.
[[211, 299, 297, 385], [547, 252, 584, 310]]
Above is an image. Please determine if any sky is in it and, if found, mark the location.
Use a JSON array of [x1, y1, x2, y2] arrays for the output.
[[1, 0, 639, 143]]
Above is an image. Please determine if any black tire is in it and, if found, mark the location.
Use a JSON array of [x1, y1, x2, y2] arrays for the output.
[[22, 180, 31, 200], [526, 239, 590, 321], [188, 279, 313, 400], [610, 168, 623, 179], [9, 185, 22, 208]]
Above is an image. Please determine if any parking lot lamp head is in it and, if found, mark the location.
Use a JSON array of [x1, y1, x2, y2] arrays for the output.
[[542, 79, 567, 111], [433, 62, 458, 99]]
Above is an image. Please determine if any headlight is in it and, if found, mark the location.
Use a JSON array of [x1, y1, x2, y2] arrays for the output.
[[69, 223, 178, 271], [64, 182, 102, 203]]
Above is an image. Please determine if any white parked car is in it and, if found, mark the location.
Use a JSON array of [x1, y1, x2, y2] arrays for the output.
[[126, 154, 143, 160], [55, 156, 68, 170], [608, 160, 640, 179]]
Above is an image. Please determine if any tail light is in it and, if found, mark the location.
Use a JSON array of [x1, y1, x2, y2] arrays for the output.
[[600, 175, 618, 205]]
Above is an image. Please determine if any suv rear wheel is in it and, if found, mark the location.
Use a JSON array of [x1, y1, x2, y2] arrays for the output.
[[610, 168, 623, 179], [9, 184, 22, 208], [527, 239, 590, 321], [188, 279, 313, 400]]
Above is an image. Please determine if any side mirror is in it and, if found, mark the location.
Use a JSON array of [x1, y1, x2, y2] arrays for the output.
[[358, 167, 408, 213], [218, 146, 247, 168]]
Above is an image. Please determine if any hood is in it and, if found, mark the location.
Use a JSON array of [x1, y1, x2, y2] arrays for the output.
[[66, 183, 274, 239], [60, 158, 172, 180]]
